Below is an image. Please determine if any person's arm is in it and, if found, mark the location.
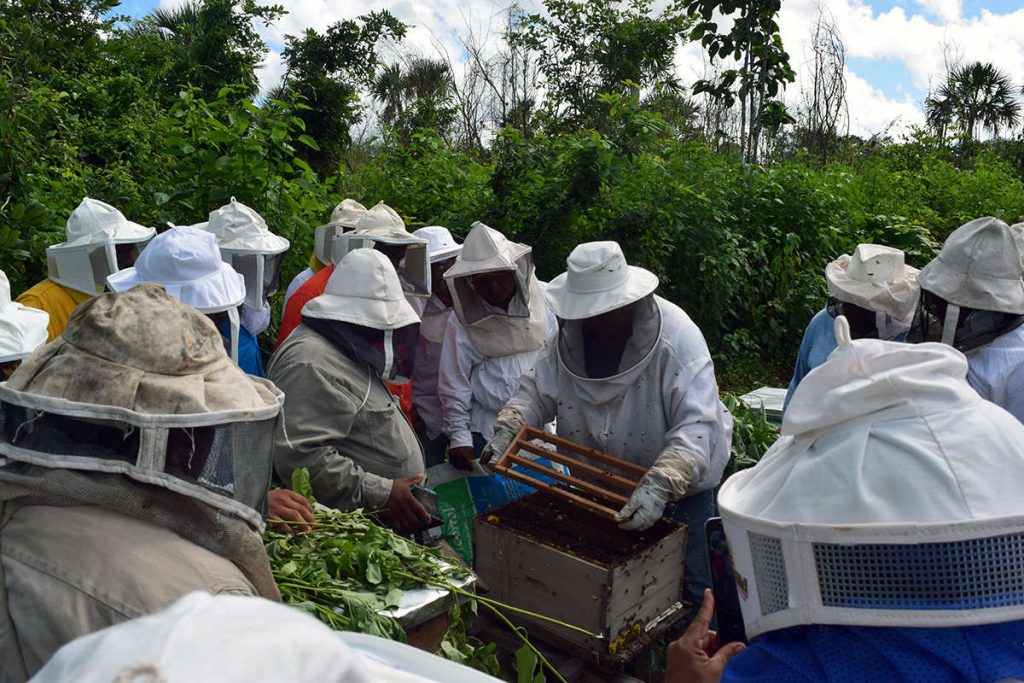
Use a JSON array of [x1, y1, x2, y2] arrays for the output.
[[480, 344, 560, 464], [275, 291, 310, 349], [438, 317, 480, 462], [270, 360, 392, 510]]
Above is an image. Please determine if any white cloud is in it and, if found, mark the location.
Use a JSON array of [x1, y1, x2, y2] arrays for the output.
[[915, 0, 962, 23]]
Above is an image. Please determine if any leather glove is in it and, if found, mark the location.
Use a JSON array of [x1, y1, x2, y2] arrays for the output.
[[480, 407, 526, 466], [616, 448, 701, 531]]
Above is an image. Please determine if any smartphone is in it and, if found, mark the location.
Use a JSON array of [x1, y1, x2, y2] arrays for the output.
[[705, 517, 748, 645]]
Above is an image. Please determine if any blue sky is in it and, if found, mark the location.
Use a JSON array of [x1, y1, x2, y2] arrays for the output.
[[112, 0, 1024, 137]]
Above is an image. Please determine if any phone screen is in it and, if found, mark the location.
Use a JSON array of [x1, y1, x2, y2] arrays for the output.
[[705, 517, 748, 645]]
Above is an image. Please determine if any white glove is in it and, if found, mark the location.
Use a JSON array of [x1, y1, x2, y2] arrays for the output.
[[480, 407, 527, 466], [615, 483, 670, 531]]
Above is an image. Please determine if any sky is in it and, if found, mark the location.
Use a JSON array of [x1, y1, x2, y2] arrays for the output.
[[117, 0, 1024, 139]]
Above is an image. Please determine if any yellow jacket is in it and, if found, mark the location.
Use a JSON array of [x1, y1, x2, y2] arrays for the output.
[[16, 278, 92, 342]]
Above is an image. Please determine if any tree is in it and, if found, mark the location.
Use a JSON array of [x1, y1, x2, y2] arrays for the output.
[[509, 0, 693, 130], [275, 11, 406, 173], [926, 62, 1022, 144], [686, 0, 796, 165], [797, 8, 847, 164], [371, 57, 455, 141], [129, 0, 284, 102]]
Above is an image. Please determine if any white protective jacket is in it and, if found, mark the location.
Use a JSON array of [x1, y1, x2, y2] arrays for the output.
[[412, 295, 453, 441], [506, 295, 731, 494], [965, 323, 1024, 424]]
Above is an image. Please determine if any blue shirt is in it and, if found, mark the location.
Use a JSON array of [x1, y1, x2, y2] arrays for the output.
[[784, 309, 836, 411], [219, 317, 265, 378], [722, 623, 1024, 683]]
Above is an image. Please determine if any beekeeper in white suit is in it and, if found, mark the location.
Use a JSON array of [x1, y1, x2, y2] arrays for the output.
[[34, 592, 502, 683], [910, 216, 1024, 424], [488, 241, 731, 605], [194, 197, 290, 337], [0, 269, 49, 373], [784, 244, 919, 409], [670, 317, 1024, 683], [17, 197, 154, 341], [285, 198, 367, 303], [437, 222, 556, 470], [268, 248, 430, 532], [0, 285, 284, 682], [411, 226, 462, 467]]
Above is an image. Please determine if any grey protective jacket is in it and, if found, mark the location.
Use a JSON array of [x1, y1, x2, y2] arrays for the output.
[[0, 503, 255, 682], [268, 325, 425, 510]]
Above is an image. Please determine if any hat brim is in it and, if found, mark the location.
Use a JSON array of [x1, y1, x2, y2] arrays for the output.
[[429, 244, 462, 263], [918, 258, 1024, 315], [301, 293, 420, 330], [0, 305, 49, 363], [218, 232, 290, 255], [107, 262, 246, 313], [53, 222, 156, 250], [545, 265, 659, 320]]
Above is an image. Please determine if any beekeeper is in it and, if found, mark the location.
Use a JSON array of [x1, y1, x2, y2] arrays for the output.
[[669, 317, 1024, 683], [107, 226, 263, 377], [411, 226, 463, 467], [910, 216, 1024, 423], [17, 197, 154, 341], [268, 248, 430, 532], [438, 222, 555, 470], [487, 241, 731, 604], [194, 198, 290, 337], [784, 243, 919, 409], [0, 269, 49, 374], [284, 198, 366, 303], [276, 202, 428, 347], [0, 285, 284, 682], [35, 592, 502, 683]]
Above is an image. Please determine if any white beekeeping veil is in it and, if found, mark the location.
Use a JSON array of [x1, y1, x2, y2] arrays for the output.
[[719, 316, 1024, 639], [332, 202, 431, 297], [107, 226, 247, 364], [0, 269, 49, 363], [444, 221, 548, 357], [0, 285, 283, 531], [45, 198, 155, 296], [194, 198, 290, 312], [314, 198, 367, 266]]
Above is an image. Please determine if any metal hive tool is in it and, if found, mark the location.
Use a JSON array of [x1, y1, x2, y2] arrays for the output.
[[489, 426, 646, 520]]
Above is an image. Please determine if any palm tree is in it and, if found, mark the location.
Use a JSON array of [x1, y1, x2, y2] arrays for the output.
[[371, 58, 453, 127], [926, 62, 1021, 142]]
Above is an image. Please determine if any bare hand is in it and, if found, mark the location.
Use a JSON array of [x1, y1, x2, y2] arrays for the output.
[[666, 589, 746, 683], [266, 489, 316, 534], [381, 475, 432, 532], [448, 446, 475, 471]]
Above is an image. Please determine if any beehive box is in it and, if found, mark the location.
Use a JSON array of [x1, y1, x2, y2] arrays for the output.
[[473, 492, 687, 663]]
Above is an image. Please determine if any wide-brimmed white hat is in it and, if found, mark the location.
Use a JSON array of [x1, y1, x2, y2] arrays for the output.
[[107, 226, 246, 314], [301, 248, 420, 330], [330, 198, 368, 228], [825, 244, 920, 322], [59, 197, 155, 247], [546, 241, 658, 320], [314, 199, 368, 265], [444, 222, 529, 280], [33, 591, 501, 683], [196, 198, 289, 255], [352, 202, 422, 244], [414, 226, 462, 263], [918, 216, 1024, 314], [0, 269, 49, 363]]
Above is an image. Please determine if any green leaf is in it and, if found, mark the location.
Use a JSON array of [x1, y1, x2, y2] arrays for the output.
[[297, 134, 320, 150]]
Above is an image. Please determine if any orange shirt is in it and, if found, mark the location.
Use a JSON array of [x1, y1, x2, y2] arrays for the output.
[[275, 264, 415, 421], [15, 278, 92, 342]]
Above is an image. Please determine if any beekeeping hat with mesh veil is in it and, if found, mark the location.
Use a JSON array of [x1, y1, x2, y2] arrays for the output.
[[194, 198, 290, 311], [46, 198, 156, 296], [0, 285, 283, 530], [332, 202, 431, 297], [825, 244, 920, 339], [107, 226, 247, 365], [0, 269, 49, 363], [314, 198, 367, 266], [913, 217, 1024, 350], [301, 248, 421, 383], [719, 315, 1024, 640], [445, 221, 548, 357]]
